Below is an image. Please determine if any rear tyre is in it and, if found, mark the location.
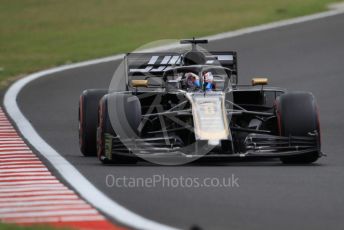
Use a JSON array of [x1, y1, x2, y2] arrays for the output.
[[79, 89, 108, 156], [97, 93, 141, 164], [276, 92, 321, 164]]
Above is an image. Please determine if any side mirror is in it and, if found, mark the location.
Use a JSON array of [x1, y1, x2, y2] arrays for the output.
[[252, 77, 268, 86], [131, 80, 148, 88]]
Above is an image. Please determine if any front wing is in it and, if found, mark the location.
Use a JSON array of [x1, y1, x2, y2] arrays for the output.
[[101, 131, 322, 161]]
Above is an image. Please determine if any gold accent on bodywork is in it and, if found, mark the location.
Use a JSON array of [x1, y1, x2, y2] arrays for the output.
[[131, 79, 148, 87], [252, 78, 268, 86], [187, 93, 229, 141]]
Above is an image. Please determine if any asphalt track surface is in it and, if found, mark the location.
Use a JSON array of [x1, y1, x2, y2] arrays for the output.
[[16, 14, 344, 230]]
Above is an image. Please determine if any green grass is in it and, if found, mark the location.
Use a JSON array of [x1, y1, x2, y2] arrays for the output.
[[0, 223, 69, 230], [0, 0, 338, 84]]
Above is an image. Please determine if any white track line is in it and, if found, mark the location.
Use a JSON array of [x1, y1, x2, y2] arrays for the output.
[[0, 200, 86, 207], [0, 209, 98, 218], [0, 161, 42, 166], [0, 140, 25, 142], [0, 175, 55, 180], [0, 190, 74, 197], [0, 144, 27, 147], [0, 156, 38, 159], [0, 138, 24, 141], [0, 158, 39, 161], [0, 155, 36, 159], [0, 168, 49, 173], [0, 195, 79, 202], [3, 5, 344, 230], [0, 172, 51, 177], [0, 182, 60, 187], [0, 165, 46, 169], [0, 204, 92, 213], [3, 215, 105, 223], [0, 147, 30, 151], [0, 181, 59, 186], [0, 186, 65, 192], [0, 151, 33, 155]]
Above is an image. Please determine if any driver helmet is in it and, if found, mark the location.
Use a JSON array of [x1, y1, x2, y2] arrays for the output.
[[203, 71, 214, 91], [185, 72, 200, 89]]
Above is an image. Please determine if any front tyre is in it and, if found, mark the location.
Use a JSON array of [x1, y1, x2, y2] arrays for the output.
[[97, 94, 141, 164], [276, 92, 321, 164], [79, 89, 108, 156]]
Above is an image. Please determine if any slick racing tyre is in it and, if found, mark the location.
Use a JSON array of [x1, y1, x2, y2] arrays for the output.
[[276, 92, 321, 164], [97, 93, 141, 164], [79, 89, 108, 156]]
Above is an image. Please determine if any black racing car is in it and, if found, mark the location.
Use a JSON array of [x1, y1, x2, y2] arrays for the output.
[[79, 39, 322, 164]]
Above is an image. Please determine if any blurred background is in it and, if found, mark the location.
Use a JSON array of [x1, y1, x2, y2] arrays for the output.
[[0, 0, 337, 84]]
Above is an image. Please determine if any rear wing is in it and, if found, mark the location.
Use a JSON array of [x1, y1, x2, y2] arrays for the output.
[[126, 52, 182, 75], [125, 51, 238, 84], [207, 52, 238, 76]]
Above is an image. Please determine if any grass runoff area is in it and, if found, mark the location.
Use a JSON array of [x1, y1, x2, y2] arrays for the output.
[[0, 223, 69, 230], [0, 0, 338, 85]]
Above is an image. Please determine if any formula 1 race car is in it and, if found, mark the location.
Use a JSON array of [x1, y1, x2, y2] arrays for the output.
[[79, 39, 322, 164]]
